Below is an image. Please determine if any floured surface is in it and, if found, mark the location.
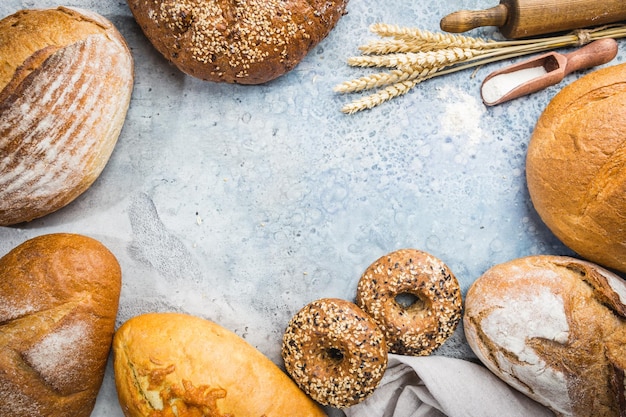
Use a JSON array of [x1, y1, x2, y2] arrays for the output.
[[0, 0, 619, 416]]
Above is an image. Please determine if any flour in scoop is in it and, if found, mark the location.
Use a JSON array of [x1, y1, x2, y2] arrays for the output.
[[482, 66, 548, 104]]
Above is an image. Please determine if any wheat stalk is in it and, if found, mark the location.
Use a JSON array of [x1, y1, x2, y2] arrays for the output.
[[348, 48, 480, 68], [336, 67, 437, 93], [369, 23, 494, 50], [341, 79, 424, 114], [336, 23, 626, 114]]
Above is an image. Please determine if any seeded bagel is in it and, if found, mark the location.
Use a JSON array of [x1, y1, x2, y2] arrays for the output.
[[281, 298, 388, 408], [356, 249, 463, 356], [126, 0, 349, 84]]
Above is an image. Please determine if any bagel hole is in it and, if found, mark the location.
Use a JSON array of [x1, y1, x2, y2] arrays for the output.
[[395, 292, 426, 310], [324, 347, 344, 363]]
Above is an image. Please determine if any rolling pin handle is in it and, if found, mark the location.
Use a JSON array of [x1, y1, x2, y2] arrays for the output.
[[440, 4, 508, 33]]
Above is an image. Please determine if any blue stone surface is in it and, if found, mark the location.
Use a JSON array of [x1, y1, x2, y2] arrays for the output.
[[1, 0, 620, 415]]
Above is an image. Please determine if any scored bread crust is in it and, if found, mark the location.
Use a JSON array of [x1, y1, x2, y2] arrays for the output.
[[113, 312, 327, 417], [0, 233, 122, 417], [0, 7, 134, 226], [526, 63, 626, 273], [464, 255, 626, 417], [126, 0, 348, 84]]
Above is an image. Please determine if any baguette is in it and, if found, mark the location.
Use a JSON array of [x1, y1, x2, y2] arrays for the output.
[[113, 312, 327, 416]]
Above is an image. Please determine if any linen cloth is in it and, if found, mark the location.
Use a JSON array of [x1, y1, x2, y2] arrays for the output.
[[344, 354, 554, 417]]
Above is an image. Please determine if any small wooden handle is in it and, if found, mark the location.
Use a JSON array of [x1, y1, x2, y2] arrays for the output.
[[563, 38, 619, 76], [440, 4, 508, 33]]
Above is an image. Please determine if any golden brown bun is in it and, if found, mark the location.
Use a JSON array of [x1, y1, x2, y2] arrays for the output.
[[0, 7, 134, 226], [464, 255, 626, 417], [0, 233, 122, 417], [126, 0, 348, 84], [526, 63, 626, 273], [113, 312, 327, 417]]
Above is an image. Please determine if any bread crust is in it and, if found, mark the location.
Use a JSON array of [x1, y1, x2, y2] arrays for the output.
[[0, 7, 134, 226], [526, 63, 626, 273], [0, 233, 122, 417], [126, 0, 348, 84], [464, 255, 626, 417], [113, 312, 327, 417]]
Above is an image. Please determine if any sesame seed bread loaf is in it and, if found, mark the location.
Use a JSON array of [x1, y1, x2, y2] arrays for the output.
[[0, 7, 134, 226], [126, 0, 348, 84], [526, 63, 626, 273], [0, 233, 122, 417], [113, 312, 327, 417], [464, 255, 626, 417]]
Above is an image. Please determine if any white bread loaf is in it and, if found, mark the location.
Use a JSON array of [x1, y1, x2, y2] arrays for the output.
[[464, 255, 626, 417], [113, 312, 327, 417], [0, 7, 134, 226], [0, 233, 122, 417], [526, 63, 626, 273]]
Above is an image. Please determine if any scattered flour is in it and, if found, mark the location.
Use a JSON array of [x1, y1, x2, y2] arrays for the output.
[[437, 86, 485, 161]]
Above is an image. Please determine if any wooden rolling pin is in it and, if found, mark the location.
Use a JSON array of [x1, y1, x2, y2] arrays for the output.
[[440, 0, 626, 39]]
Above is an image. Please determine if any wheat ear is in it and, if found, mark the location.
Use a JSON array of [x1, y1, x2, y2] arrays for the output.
[[340, 77, 434, 114], [334, 66, 437, 93], [369, 23, 494, 50], [348, 48, 480, 69]]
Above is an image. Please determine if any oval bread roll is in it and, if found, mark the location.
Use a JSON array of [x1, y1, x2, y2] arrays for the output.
[[0, 233, 122, 417], [0, 7, 134, 226], [526, 63, 626, 273], [113, 312, 327, 417], [464, 255, 626, 417]]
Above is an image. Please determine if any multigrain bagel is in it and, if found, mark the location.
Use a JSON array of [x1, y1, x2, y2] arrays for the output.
[[281, 298, 388, 408], [126, 0, 349, 84], [356, 249, 463, 356]]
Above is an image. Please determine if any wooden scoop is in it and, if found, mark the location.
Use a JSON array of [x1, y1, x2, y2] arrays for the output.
[[480, 38, 618, 106]]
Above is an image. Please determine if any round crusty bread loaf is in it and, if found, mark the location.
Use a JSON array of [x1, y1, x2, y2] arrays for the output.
[[0, 7, 134, 226], [464, 255, 626, 417], [0, 233, 122, 417], [113, 312, 327, 417], [126, 0, 348, 84], [526, 63, 626, 273]]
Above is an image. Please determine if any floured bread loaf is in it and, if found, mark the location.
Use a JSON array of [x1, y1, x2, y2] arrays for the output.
[[0, 7, 134, 226], [113, 312, 327, 416], [126, 0, 349, 84], [526, 63, 626, 273], [0, 233, 122, 417], [464, 255, 626, 417]]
